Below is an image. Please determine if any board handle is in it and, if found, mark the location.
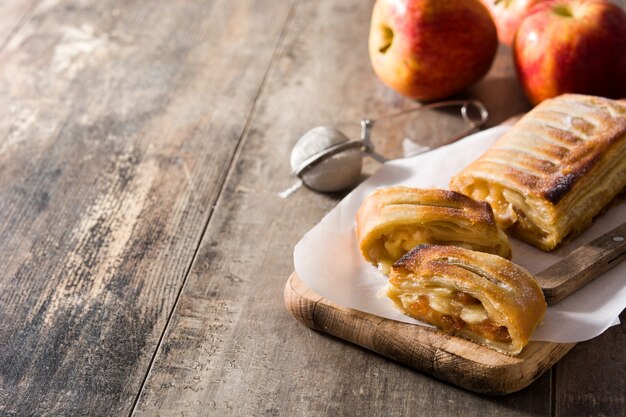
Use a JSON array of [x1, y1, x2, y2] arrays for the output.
[[536, 221, 626, 305]]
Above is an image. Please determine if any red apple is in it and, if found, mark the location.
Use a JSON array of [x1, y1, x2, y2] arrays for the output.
[[514, 0, 626, 105], [369, 0, 498, 101], [479, 0, 544, 46]]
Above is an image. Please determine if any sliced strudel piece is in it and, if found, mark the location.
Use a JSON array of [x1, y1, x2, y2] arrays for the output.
[[387, 244, 546, 355], [450, 94, 626, 251], [356, 187, 511, 274]]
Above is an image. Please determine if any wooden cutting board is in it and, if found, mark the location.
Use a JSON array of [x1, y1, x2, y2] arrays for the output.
[[285, 218, 626, 395]]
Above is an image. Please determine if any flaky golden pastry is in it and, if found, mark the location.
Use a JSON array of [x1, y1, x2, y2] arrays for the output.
[[387, 245, 546, 355], [356, 187, 511, 274], [450, 94, 626, 251]]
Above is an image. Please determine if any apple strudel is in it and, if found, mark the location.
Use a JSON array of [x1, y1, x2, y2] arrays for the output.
[[356, 187, 511, 274], [450, 94, 626, 250], [387, 244, 546, 355]]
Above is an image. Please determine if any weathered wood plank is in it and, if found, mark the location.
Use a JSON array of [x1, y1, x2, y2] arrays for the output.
[[536, 221, 626, 305], [0, 0, 293, 415], [285, 273, 575, 395], [132, 1, 553, 415], [554, 311, 626, 417]]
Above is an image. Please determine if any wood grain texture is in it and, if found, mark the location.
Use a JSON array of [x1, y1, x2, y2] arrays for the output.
[[0, 0, 292, 415], [0, 0, 38, 50], [132, 1, 558, 416], [284, 273, 575, 395], [554, 310, 626, 417], [0, 0, 623, 414]]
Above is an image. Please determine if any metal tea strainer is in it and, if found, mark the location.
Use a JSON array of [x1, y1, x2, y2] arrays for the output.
[[282, 99, 489, 196]]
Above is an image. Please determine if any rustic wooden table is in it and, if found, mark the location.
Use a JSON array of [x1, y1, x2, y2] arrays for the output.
[[1, 0, 624, 415]]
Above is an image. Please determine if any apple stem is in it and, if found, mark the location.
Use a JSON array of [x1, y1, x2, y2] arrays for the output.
[[552, 4, 574, 17], [494, 0, 513, 7], [378, 25, 393, 54]]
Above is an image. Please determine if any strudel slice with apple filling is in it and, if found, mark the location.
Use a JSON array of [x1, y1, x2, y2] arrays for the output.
[[450, 94, 626, 251], [387, 244, 546, 355], [356, 187, 511, 275]]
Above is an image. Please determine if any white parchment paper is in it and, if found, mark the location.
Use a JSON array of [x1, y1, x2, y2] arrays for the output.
[[293, 126, 626, 343]]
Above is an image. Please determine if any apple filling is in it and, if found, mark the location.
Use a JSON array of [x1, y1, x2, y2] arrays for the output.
[[463, 181, 517, 228], [369, 227, 434, 274], [396, 287, 511, 344], [368, 225, 504, 275], [462, 180, 550, 239]]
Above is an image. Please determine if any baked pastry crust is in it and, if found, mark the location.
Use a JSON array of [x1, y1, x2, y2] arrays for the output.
[[388, 244, 546, 355], [356, 187, 511, 274], [450, 94, 626, 250]]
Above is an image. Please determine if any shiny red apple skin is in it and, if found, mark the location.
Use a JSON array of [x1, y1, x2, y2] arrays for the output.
[[369, 0, 498, 101], [514, 0, 626, 105], [479, 0, 544, 46]]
